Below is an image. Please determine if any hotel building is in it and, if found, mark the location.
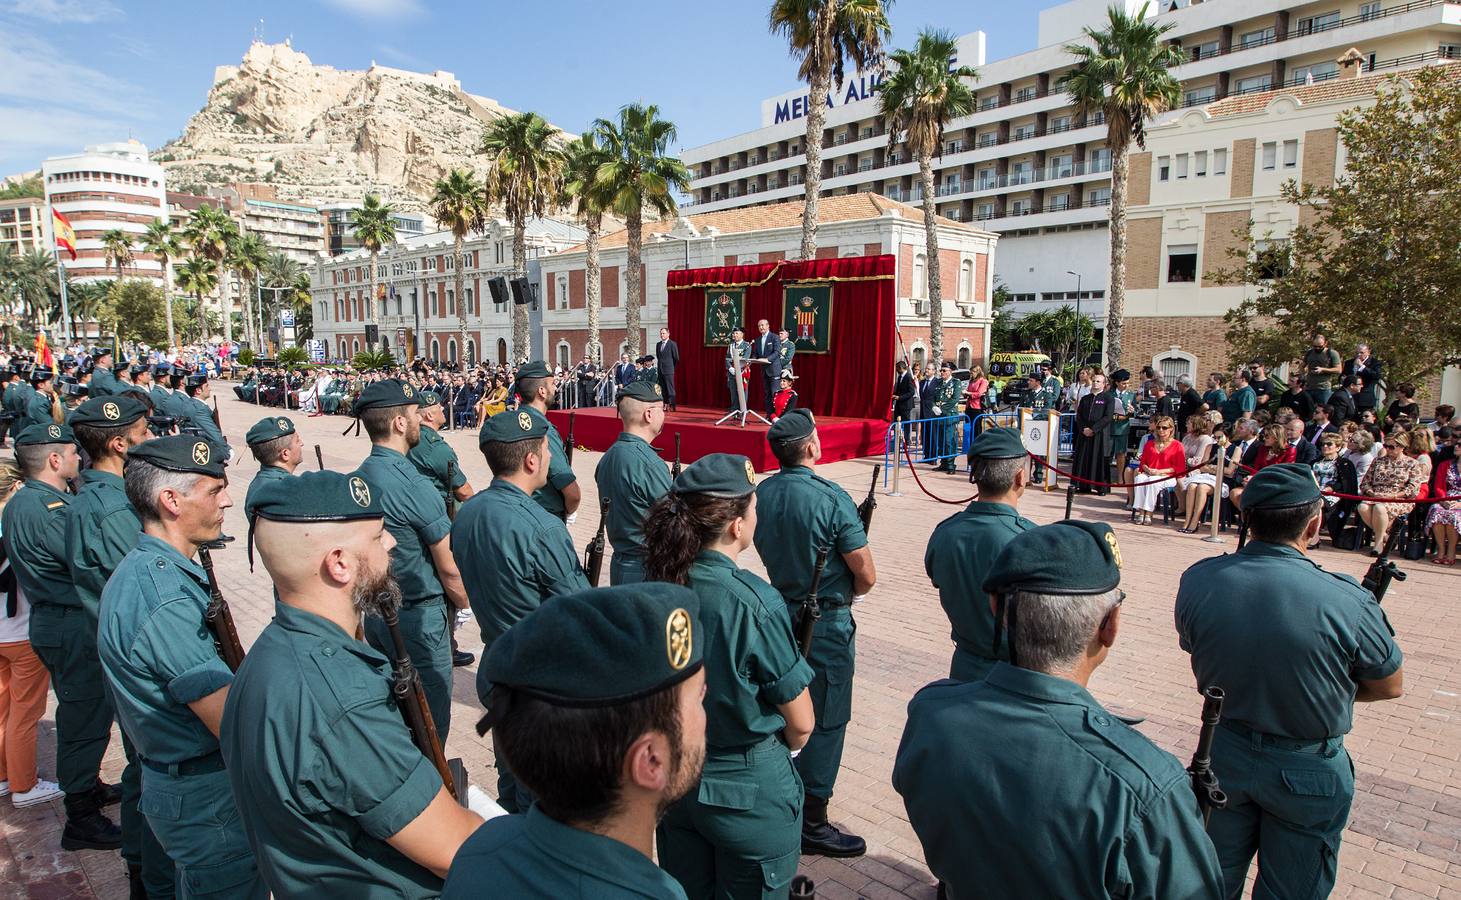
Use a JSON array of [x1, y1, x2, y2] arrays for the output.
[[0, 197, 46, 256], [321, 204, 431, 257], [41, 140, 168, 284]]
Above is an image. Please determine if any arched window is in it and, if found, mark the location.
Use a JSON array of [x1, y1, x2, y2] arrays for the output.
[[913, 253, 928, 299], [466, 339, 476, 365], [841, 247, 862, 258], [496, 338, 507, 364], [431, 339, 440, 361], [447, 290, 455, 317], [957, 343, 973, 370], [555, 340, 571, 370], [428, 291, 436, 317], [352, 339, 360, 354], [1153, 347, 1197, 388], [912, 342, 927, 371], [959, 258, 974, 301], [448, 339, 458, 365], [465, 288, 474, 316], [339, 339, 347, 358]]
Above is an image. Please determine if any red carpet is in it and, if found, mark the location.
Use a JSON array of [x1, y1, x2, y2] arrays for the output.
[[546, 406, 888, 473]]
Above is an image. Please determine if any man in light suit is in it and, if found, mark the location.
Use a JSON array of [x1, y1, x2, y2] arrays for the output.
[[752, 319, 783, 418], [655, 328, 679, 411]]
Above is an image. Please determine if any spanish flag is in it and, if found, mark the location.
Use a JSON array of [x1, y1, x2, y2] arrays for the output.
[[34, 331, 54, 368], [52, 209, 76, 261]]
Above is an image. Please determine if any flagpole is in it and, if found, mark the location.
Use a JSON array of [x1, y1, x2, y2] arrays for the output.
[[54, 248, 72, 347]]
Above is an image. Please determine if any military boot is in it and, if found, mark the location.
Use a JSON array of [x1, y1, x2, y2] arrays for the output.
[[92, 779, 122, 807], [60, 792, 123, 851], [128, 863, 146, 900], [801, 793, 866, 858]]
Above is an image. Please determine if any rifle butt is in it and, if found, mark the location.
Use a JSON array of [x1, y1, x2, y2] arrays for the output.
[[314, 443, 324, 471]]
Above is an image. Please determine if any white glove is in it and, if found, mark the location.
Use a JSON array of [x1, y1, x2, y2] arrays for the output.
[[932, 405, 942, 415], [789, 749, 802, 759], [566, 512, 578, 526], [454, 608, 474, 627], [466, 785, 509, 821], [851, 594, 868, 605]]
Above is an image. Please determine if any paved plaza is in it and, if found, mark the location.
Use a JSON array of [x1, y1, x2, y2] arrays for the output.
[[2, 392, 1458, 899]]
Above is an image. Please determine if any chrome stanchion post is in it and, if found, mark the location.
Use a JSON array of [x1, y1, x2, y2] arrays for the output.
[[1204, 444, 1226, 544], [890, 422, 904, 497]]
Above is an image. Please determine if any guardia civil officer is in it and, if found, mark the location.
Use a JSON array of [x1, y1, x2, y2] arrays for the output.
[[89, 346, 119, 397], [351, 379, 470, 741], [645, 454, 815, 899], [511, 361, 581, 520], [594, 379, 672, 585], [180, 374, 228, 455], [407, 390, 474, 509], [449, 408, 589, 811], [447, 583, 706, 899], [97, 436, 266, 898], [1175, 463, 1404, 900], [222, 471, 484, 899], [929, 361, 960, 473], [752, 410, 876, 857], [64, 396, 177, 896], [2, 422, 123, 850], [150, 363, 178, 419], [724, 328, 753, 413], [894, 520, 1224, 899], [924, 426, 1036, 682], [19, 365, 61, 436], [242, 415, 302, 524]]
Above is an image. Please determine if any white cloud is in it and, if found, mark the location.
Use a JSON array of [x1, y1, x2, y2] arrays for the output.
[[319, 0, 425, 19], [377, 44, 426, 68], [1, 0, 121, 23], [0, 34, 151, 115]]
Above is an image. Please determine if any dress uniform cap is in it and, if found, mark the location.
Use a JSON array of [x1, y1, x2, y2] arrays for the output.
[[967, 426, 1027, 460], [514, 361, 552, 381], [1111, 369, 1131, 383], [251, 470, 383, 522], [1239, 462, 1322, 511], [245, 415, 296, 446], [92, 347, 112, 361], [483, 584, 703, 707], [30, 366, 55, 383], [71, 395, 147, 428], [766, 408, 815, 445], [479, 407, 548, 446], [617, 381, 663, 404], [129, 363, 148, 376], [983, 520, 1122, 596], [415, 390, 441, 409], [672, 453, 757, 498], [14, 422, 76, 447], [185, 374, 209, 389], [127, 434, 227, 478], [353, 378, 416, 414]]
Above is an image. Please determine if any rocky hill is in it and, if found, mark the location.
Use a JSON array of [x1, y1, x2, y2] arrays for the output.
[[157, 41, 553, 211]]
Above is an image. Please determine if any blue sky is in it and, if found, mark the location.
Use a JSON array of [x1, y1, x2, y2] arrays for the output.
[[0, 0, 1040, 178]]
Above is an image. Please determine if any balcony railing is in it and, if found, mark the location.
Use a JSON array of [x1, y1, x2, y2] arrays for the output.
[[1168, 0, 1454, 65], [975, 195, 1112, 222], [1177, 47, 1456, 109]]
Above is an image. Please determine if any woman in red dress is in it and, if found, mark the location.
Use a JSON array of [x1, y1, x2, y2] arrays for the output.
[[772, 373, 798, 421]]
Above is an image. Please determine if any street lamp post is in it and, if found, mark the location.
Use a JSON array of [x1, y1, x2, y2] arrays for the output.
[[1066, 270, 1083, 371]]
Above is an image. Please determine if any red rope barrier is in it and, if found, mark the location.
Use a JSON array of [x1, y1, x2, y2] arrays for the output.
[[1028, 452, 1204, 488], [901, 443, 979, 505]]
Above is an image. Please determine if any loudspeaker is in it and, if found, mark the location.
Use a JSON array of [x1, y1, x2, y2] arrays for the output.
[[487, 275, 510, 306], [365, 324, 379, 344], [510, 276, 533, 306]]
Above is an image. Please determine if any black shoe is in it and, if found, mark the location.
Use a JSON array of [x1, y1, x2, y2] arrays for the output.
[[61, 811, 123, 851], [92, 780, 122, 807], [801, 820, 867, 858], [452, 650, 476, 667], [128, 864, 146, 900]]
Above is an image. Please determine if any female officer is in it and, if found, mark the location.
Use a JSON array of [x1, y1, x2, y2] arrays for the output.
[[645, 453, 815, 899]]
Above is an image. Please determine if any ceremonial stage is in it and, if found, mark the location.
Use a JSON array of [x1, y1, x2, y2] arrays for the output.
[[546, 406, 887, 473]]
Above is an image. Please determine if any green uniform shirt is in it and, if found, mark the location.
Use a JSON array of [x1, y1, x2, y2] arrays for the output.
[[594, 432, 671, 558], [753, 466, 866, 606], [2, 480, 80, 610], [22, 390, 56, 434], [687, 551, 813, 749], [221, 603, 444, 899], [524, 405, 576, 517], [1111, 389, 1138, 440], [639, 365, 658, 385], [151, 385, 178, 419], [724, 340, 752, 375], [894, 663, 1224, 899], [446, 803, 688, 900], [90, 367, 119, 397], [65, 469, 142, 619], [3, 381, 32, 417], [924, 501, 1037, 676], [97, 534, 233, 764], [1175, 542, 1402, 740], [930, 378, 958, 416], [406, 425, 466, 505], [243, 465, 293, 524], [779, 343, 795, 369], [182, 394, 226, 448], [355, 445, 451, 605]]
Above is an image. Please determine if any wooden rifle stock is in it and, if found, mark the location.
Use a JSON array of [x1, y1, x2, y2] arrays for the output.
[[796, 547, 830, 658], [857, 464, 880, 535], [1188, 686, 1227, 827], [565, 411, 575, 466], [212, 395, 221, 430], [197, 546, 246, 673], [585, 498, 609, 586], [381, 603, 460, 801], [671, 433, 683, 480], [314, 443, 324, 471], [445, 460, 458, 522], [1361, 516, 1408, 603]]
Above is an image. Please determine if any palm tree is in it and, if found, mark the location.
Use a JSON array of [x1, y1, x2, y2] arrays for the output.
[[15, 249, 57, 331], [228, 232, 269, 349], [562, 133, 614, 364], [100, 228, 134, 281], [1060, 0, 1182, 369], [428, 169, 489, 370], [141, 219, 182, 351], [482, 112, 565, 364], [66, 281, 107, 341], [352, 194, 397, 350], [258, 253, 304, 353], [770, 0, 893, 259], [181, 204, 239, 342], [175, 257, 219, 343], [593, 104, 690, 358], [878, 28, 977, 367]]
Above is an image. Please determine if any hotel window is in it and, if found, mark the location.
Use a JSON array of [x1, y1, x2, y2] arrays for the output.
[[1261, 142, 1278, 171], [1050, 154, 1073, 178], [1240, 27, 1275, 49], [1158, 156, 1171, 181], [1089, 148, 1112, 170], [977, 202, 995, 220], [1295, 11, 1340, 35], [1292, 61, 1339, 84], [1013, 124, 1036, 141], [1010, 198, 1032, 215], [1283, 140, 1298, 169], [1167, 245, 1198, 283], [1213, 148, 1228, 175], [1442, 43, 1461, 60], [1049, 193, 1071, 211], [1184, 86, 1217, 107], [1195, 151, 1208, 177], [1360, 1, 1381, 18], [1088, 187, 1111, 205], [1191, 40, 1220, 62], [1175, 154, 1189, 179], [1236, 74, 1272, 95]]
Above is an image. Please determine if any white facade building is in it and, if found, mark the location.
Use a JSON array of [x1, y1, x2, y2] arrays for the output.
[[41, 140, 168, 285], [238, 198, 326, 263]]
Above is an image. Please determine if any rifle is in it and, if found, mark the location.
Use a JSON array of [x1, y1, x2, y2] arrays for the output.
[[382, 602, 464, 803], [197, 545, 246, 673], [857, 464, 881, 535], [1361, 515, 1408, 604], [585, 497, 609, 586], [671, 432, 683, 480], [211, 395, 221, 431], [795, 547, 830, 658], [1187, 686, 1227, 828], [790, 875, 816, 900], [564, 411, 576, 466], [445, 460, 458, 522], [314, 443, 324, 471]]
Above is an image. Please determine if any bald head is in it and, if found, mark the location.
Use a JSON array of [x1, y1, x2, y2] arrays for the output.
[[617, 395, 664, 440], [255, 516, 398, 618]]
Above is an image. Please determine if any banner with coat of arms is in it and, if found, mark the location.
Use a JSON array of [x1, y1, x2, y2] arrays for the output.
[[704, 289, 744, 346], [782, 284, 833, 353]]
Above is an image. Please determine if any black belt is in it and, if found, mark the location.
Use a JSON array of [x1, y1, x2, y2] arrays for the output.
[[1219, 721, 1343, 755], [142, 749, 225, 777]]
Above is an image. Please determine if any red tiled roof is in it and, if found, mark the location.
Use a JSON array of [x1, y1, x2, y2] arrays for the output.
[[1203, 59, 1461, 118]]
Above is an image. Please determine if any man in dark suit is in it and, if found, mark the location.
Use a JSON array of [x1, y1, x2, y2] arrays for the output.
[[1332, 376, 1359, 422], [751, 319, 783, 418], [1304, 404, 1341, 448], [893, 361, 916, 443], [613, 353, 637, 389], [1285, 416, 1319, 465], [655, 328, 679, 410], [1342, 345, 1383, 414]]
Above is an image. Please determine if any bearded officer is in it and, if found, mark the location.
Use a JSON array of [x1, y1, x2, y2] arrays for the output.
[[924, 427, 1036, 682], [895, 520, 1223, 899], [3, 422, 123, 851], [97, 436, 266, 898], [593, 380, 671, 585], [510, 361, 580, 521], [450, 408, 590, 811], [351, 379, 470, 742], [243, 415, 303, 524], [407, 390, 474, 509], [752, 408, 876, 858], [222, 471, 484, 898], [447, 584, 704, 899], [1176, 463, 1403, 900]]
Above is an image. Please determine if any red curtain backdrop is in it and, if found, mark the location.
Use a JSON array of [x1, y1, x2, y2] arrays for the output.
[[666, 255, 897, 420]]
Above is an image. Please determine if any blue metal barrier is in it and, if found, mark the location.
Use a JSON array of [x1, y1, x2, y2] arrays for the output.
[[1058, 412, 1076, 457], [884, 414, 965, 484]]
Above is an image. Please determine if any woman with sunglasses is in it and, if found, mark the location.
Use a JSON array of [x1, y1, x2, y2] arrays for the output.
[[1356, 428, 1426, 554], [1132, 415, 1183, 525]]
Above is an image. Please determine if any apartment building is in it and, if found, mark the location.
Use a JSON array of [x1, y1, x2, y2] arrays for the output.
[[0, 198, 46, 256], [682, 0, 1461, 333], [238, 198, 326, 262], [320, 204, 430, 256], [41, 140, 168, 284]]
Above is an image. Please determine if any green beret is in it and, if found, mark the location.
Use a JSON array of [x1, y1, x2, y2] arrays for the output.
[[1239, 463, 1322, 511], [127, 435, 226, 478], [672, 453, 756, 498], [14, 422, 75, 447], [479, 408, 548, 446], [353, 379, 417, 414], [515, 361, 552, 382], [245, 415, 297, 447], [617, 381, 663, 404], [968, 426, 1027, 460], [766, 408, 815, 445], [983, 520, 1122, 596], [416, 390, 441, 409], [483, 584, 702, 708], [251, 470, 383, 523], [71, 396, 148, 429]]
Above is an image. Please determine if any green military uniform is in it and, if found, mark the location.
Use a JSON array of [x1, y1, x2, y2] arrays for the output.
[[524, 405, 575, 519], [222, 471, 447, 899], [181, 377, 228, 453], [724, 336, 752, 411], [594, 381, 671, 585], [89, 360, 119, 397], [925, 428, 1038, 682], [1175, 464, 1402, 900], [97, 437, 266, 899], [1110, 370, 1138, 456], [407, 395, 466, 506], [930, 366, 960, 472], [896, 520, 1223, 899], [778, 337, 795, 374], [20, 378, 58, 436], [657, 454, 814, 899], [242, 415, 300, 525]]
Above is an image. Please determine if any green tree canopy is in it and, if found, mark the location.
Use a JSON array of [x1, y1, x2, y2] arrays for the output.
[[97, 279, 169, 346]]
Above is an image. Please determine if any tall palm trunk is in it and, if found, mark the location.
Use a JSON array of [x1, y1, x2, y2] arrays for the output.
[[585, 210, 603, 365], [625, 211, 643, 358], [162, 256, 176, 351], [223, 275, 234, 343], [196, 291, 207, 342], [455, 235, 469, 370], [919, 153, 944, 366], [369, 248, 380, 351], [511, 222, 527, 364], [1106, 132, 1130, 370], [239, 276, 252, 350], [800, 73, 829, 259]]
